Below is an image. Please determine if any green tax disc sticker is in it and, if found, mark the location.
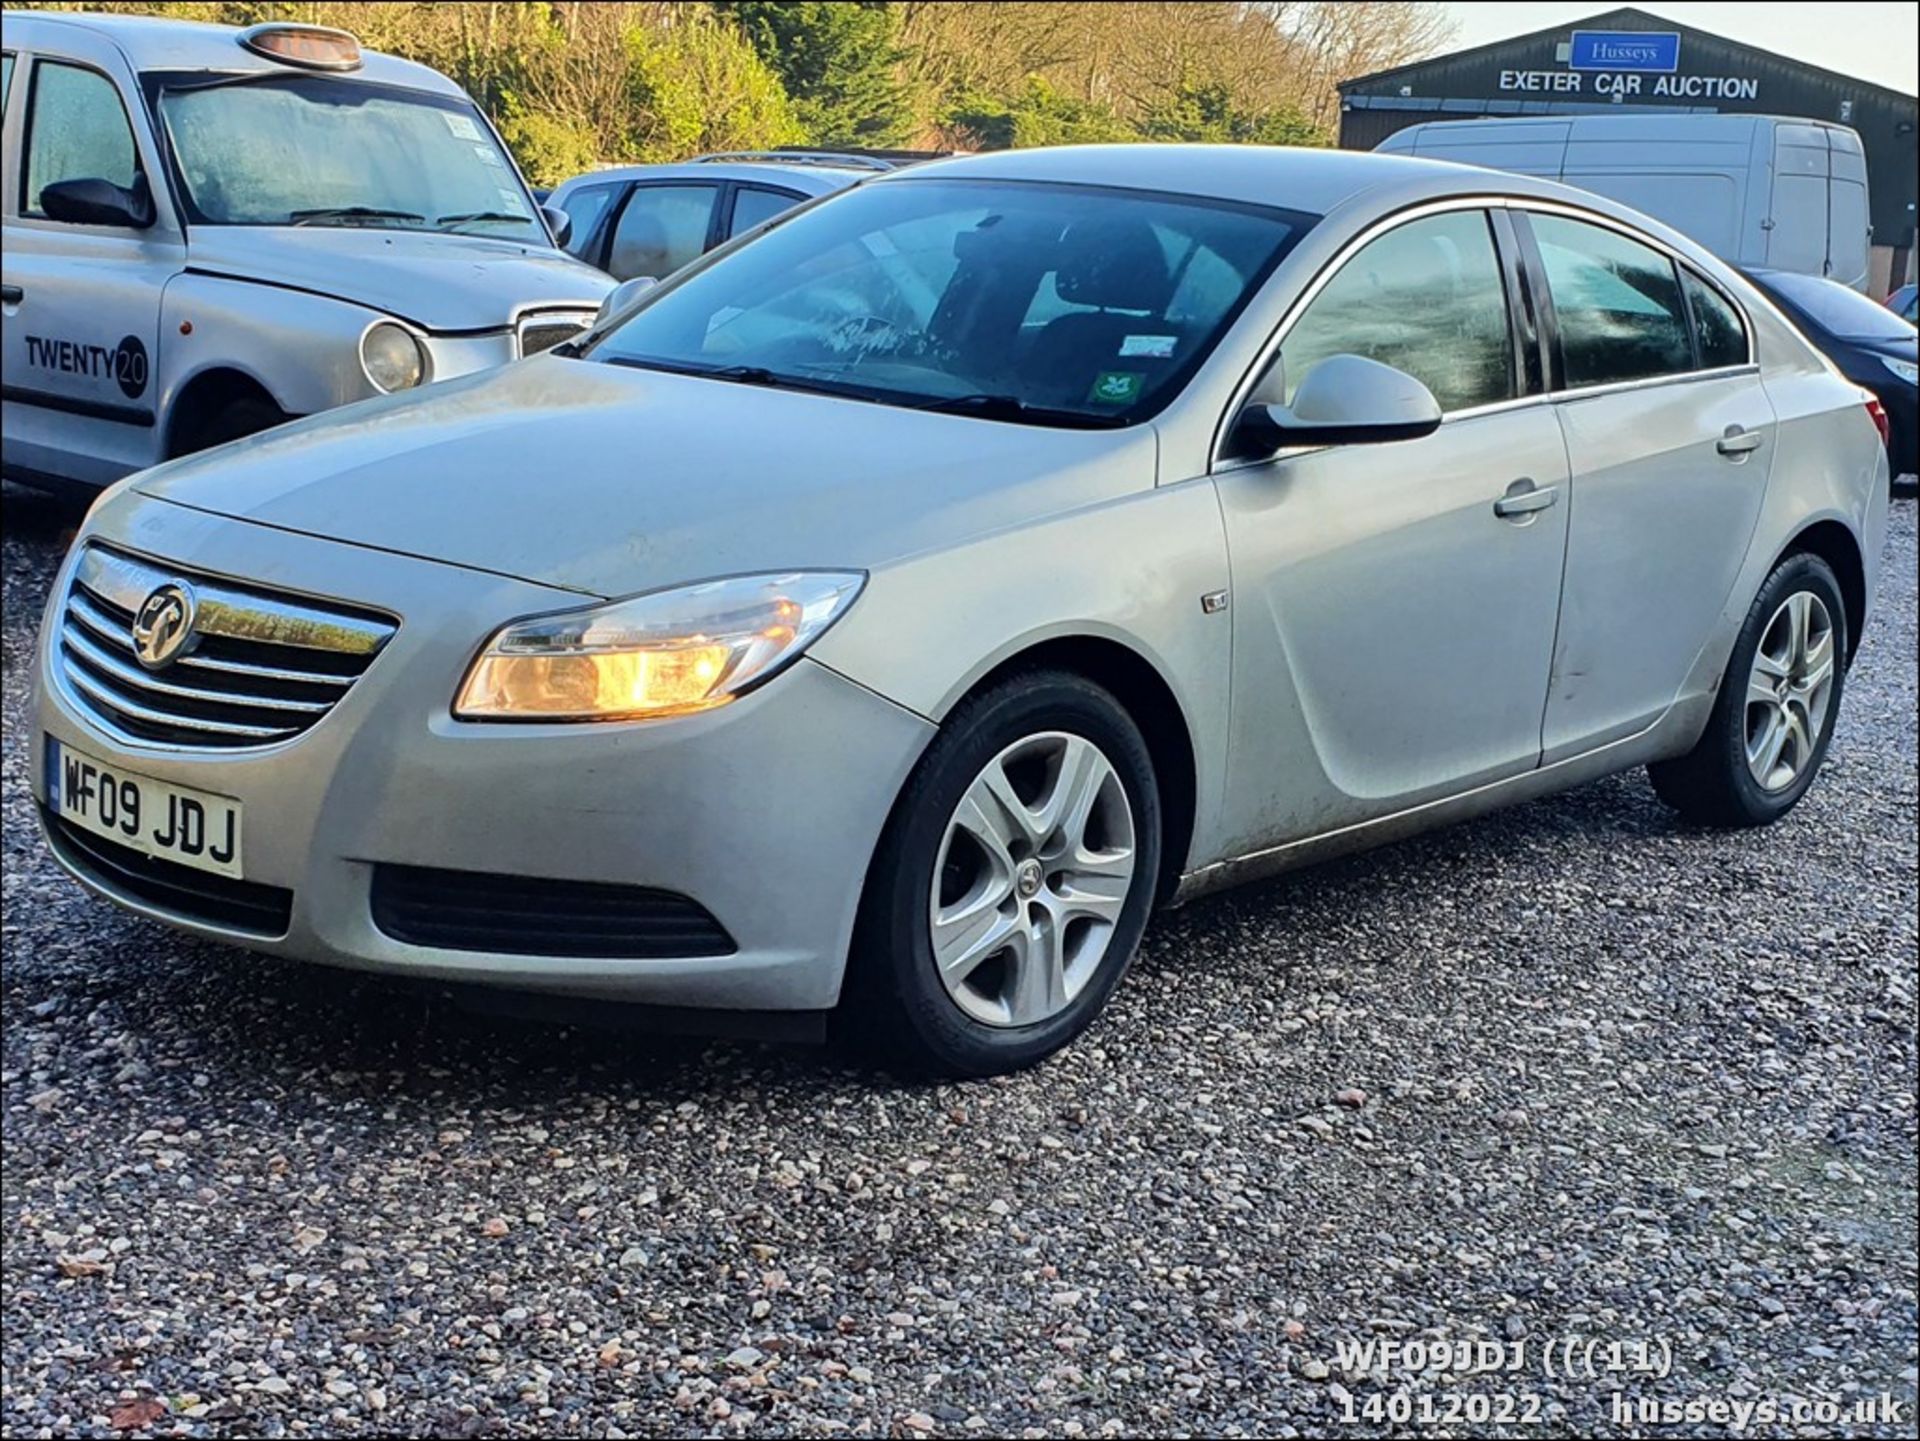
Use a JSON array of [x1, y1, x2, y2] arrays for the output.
[[1088, 371, 1144, 405]]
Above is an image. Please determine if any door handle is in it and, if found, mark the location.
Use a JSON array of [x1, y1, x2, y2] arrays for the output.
[[1493, 479, 1560, 520], [0, 285, 21, 305], [1716, 426, 1764, 457]]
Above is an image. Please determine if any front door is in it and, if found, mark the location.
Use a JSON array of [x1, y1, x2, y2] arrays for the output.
[[2, 49, 183, 487], [1211, 207, 1570, 856]]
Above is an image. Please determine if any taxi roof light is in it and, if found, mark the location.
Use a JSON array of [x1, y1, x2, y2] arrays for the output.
[[238, 23, 363, 73]]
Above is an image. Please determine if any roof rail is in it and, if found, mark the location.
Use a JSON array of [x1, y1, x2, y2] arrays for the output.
[[689, 150, 896, 172]]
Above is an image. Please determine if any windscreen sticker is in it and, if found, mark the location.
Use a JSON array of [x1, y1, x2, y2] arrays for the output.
[[1119, 334, 1176, 359], [1088, 371, 1144, 405], [496, 188, 528, 212], [474, 144, 505, 167], [442, 112, 484, 141]]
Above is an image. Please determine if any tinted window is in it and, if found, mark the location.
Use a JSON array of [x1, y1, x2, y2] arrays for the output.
[[1532, 214, 1692, 388], [1683, 269, 1748, 369], [607, 185, 718, 280], [590, 179, 1307, 426], [728, 186, 799, 239], [26, 62, 138, 216], [1279, 210, 1515, 413], [559, 183, 618, 260]]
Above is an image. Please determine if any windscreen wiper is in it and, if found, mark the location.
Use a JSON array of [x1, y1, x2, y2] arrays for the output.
[[915, 393, 1126, 429], [602, 357, 876, 401], [289, 206, 425, 227], [436, 210, 528, 229]]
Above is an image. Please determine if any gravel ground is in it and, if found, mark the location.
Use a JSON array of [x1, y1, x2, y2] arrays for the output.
[[3, 482, 1915, 1439]]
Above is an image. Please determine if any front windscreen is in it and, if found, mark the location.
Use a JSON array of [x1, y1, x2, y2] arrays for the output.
[[585, 178, 1312, 426], [155, 72, 547, 243]]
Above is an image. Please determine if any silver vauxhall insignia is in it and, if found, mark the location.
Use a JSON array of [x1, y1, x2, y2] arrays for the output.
[[32, 145, 1891, 1076]]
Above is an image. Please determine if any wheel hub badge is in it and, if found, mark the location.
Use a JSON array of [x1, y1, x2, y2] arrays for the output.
[[1015, 859, 1044, 899]]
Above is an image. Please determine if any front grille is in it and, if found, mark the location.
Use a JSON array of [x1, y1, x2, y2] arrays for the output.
[[43, 806, 293, 936], [516, 310, 595, 357], [55, 545, 396, 750], [371, 864, 737, 958]]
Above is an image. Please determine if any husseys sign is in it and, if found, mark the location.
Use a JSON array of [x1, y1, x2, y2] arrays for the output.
[[1498, 29, 1762, 102]]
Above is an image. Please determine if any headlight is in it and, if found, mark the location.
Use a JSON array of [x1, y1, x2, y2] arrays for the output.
[[360, 321, 428, 392], [454, 571, 865, 721], [1882, 355, 1918, 387]]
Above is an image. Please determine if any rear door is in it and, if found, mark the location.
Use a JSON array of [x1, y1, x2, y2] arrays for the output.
[[2, 39, 184, 487], [600, 181, 722, 281], [1520, 209, 1775, 760], [1767, 123, 1834, 279], [1825, 130, 1870, 290]]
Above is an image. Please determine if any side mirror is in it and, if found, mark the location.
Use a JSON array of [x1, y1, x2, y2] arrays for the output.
[[40, 175, 155, 229], [539, 204, 572, 248], [594, 274, 658, 327], [1231, 354, 1442, 457]]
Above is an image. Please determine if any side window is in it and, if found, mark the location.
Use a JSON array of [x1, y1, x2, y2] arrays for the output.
[[2, 53, 15, 112], [606, 185, 718, 281], [727, 186, 799, 240], [25, 61, 140, 217], [1279, 209, 1515, 413], [1530, 214, 1693, 389], [1682, 268, 1749, 369], [558, 183, 618, 262]]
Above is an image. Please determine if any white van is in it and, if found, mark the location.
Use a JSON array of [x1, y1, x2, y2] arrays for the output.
[[1376, 114, 1871, 291]]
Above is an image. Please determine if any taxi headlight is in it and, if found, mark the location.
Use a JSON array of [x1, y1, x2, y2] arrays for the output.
[[454, 571, 865, 721], [360, 321, 428, 392]]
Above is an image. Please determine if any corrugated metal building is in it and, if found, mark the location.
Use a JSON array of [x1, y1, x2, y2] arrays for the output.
[[1338, 6, 1918, 294]]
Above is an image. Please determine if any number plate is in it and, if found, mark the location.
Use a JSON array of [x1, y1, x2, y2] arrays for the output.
[[46, 738, 243, 879]]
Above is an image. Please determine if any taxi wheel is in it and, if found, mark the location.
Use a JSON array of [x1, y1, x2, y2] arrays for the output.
[[179, 397, 285, 456]]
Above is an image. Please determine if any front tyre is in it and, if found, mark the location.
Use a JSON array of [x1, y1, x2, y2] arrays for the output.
[[845, 671, 1161, 1078], [1650, 552, 1848, 826]]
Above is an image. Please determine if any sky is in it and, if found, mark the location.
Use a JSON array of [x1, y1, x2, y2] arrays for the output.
[[1444, 3, 1920, 96]]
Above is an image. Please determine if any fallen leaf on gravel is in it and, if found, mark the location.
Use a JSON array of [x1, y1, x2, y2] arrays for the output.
[[57, 1254, 109, 1278], [109, 1397, 167, 1430], [291, 1224, 327, 1252], [27, 1087, 63, 1112]]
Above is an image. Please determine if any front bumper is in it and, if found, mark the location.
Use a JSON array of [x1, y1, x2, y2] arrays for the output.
[[30, 495, 934, 1011]]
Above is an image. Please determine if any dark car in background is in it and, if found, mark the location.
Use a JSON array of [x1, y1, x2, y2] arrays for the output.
[[1889, 283, 1918, 324], [1746, 268, 1918, 481]]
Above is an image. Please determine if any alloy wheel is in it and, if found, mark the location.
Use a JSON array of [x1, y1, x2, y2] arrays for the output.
[[929, 731, 1137, 1028], [1744, 591, 1835, 792]]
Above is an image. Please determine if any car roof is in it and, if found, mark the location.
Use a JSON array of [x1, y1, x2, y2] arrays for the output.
[[553, 161, 864, 197], [875, 142, 1600, 218], [1, 9, 464, 98]]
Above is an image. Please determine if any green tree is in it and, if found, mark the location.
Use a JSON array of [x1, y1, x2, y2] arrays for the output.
[[1141, 79, 1325, 148], [718, 1, 914, 148], [946, 76, 1136, 151], [622, 11, 807, 161]]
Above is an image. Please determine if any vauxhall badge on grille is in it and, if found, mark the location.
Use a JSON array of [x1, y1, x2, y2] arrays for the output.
[[131, 582, 198, 670]]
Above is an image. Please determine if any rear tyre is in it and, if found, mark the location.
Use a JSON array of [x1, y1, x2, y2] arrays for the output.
[[1649, 552, 1848, 827], [843, 671, 1161, 1078]]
